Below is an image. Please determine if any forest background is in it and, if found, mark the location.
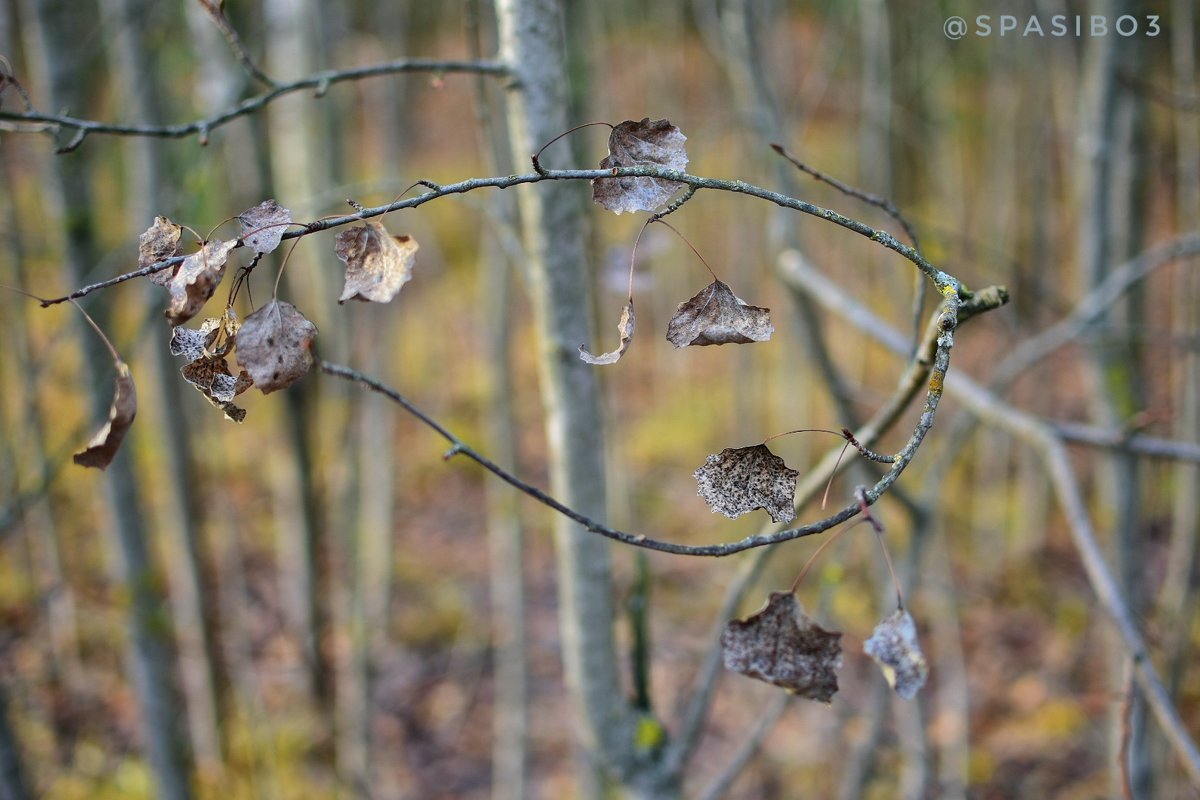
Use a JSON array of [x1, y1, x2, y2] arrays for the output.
[[1, 1, 1198, 798]]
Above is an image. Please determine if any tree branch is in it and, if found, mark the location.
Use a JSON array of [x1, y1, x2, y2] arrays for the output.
[[0, 58, 512, 149]]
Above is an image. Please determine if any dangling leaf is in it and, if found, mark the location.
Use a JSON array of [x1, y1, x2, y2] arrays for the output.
[[666, 280, 773, 347], [335, 220, 418, 304], [165, 239, 236, 325], [722, 592, 842, 702], [864, 609, 928, 699], [235, 300, 317, 394], [592, 118, 688, 214], [694, 444, 798, 524], [139, 216, 183, 287], [171, 318, 252, 422], [579, 301, 635, 365], [238, 199, 291, 254], [74, 361, 137, 470]]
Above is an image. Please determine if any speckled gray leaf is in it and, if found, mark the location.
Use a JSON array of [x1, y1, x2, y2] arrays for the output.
[[592, 118, 688, 214], [864, 609, 928, 699], [694, 444, 798, 524], [238, 199, 291, 254], [722, 592, 842, 702], [235, 300, 317, 394], [579, 301, 634, 365], [666, 280, 773, 347]]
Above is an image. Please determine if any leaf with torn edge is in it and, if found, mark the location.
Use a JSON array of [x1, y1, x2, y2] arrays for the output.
[[694, 444, 798, 524], [235, 300, 317, 394], [666, 280, 773, 347], [579, 301, 635, 365], [74, 361, 137, 470], [335, 220, 418, 304], [180, 356, 253, 423], [139, 216, 183, 287], [864, 609, 928, 699], [722, 592, 842, 702], [592, 118, 688, 215], [165, 239, 237, 325], [238, 199, 291, 255]]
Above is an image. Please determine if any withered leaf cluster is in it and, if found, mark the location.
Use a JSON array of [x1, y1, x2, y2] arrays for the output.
[[722, 592, 842, 702], [592, 118, 688, 215], [693, 444, 799, 524], [171, 312, 254, 422]]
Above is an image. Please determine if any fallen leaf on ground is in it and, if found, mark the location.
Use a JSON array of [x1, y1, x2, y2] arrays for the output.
[[722, 592, 842, 702], [74, 361, 137, 469], [579, 301, 635, 365], [235, 300, 317, 393], [666, 280, 773, 347], [165, 239, 237, 325], [694, 444, 798, 523], [238, 199, 291, 254], [335, 220, 418, 304], [139, 216, 183, 287], [864, 609, 928, 699], [592, 118, 688, 214]]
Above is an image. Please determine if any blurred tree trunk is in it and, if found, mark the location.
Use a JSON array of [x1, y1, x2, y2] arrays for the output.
[[495, 1, 680, 796], [101, 0, 226, 771], [1074, 1, 1150, 794], [19, 1, 195, 797], [0, 685, 30, 800]]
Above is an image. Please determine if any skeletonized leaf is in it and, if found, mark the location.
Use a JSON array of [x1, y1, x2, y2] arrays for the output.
[[238, 199, 291, 254], [666, 280, 773, 347], [335, 220, 418, 304], [169, 316, 225, 362], [139, 216, 183, 287], [592, 118, 688, 214], [579, 301, 634, 365], [235, 300, 317, 394], [166, 239, 236, 325], [74, 361, 137, 470], [864, 609, 928, 699], [722, 592, 842, 702], [694, 444, 798, 524]]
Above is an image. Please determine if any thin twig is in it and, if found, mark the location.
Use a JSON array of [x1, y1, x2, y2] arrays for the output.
[[0, 58, 512, 146], [195, 0, 277, 88], [695, 693, 791, 800]]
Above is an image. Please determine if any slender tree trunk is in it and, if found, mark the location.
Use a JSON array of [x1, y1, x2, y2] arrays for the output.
[[20, 2, 195, 797], [0, 684, 30, 800], [495, 1, 680, 796], [101, 0, 225, 771]]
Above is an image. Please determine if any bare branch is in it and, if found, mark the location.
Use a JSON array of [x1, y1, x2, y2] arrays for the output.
[[695, 693, 791, 800], [0, 58, 512, 146]]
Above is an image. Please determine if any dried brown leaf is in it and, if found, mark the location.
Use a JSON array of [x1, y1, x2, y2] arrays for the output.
[[864, 609, 928, 699], [694, 444, 798, 524], [74, 361, 137, 469], [666, 280, 774, 347], [335, 220, 418, 304], [235, 300, 317, 394], [579, 301, 635, 365], [238, 199, 291, 254], [592, 118, 688, 215], [166, 239, 236, 325], [139, 216, 183, 287], [722, 592, 842, 702], [175, 327, 252, 423]]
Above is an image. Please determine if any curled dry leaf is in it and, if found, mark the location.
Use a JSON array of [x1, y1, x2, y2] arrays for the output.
[[238, 199, 291, 254], [74, 361, 137, 470], [335, 220, 418, 304], [165, 239, 237, 325], [666, 280, 773, 347], [579, 301, 635, 366], [235, 300, 317, 394], [139, 216, 183, 287], [180, 357, 253, 422], [864, 609, 928, 699], [722, 592, 842, 702], [694, 443, 798, 524], [592, 118, 688, 215]]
